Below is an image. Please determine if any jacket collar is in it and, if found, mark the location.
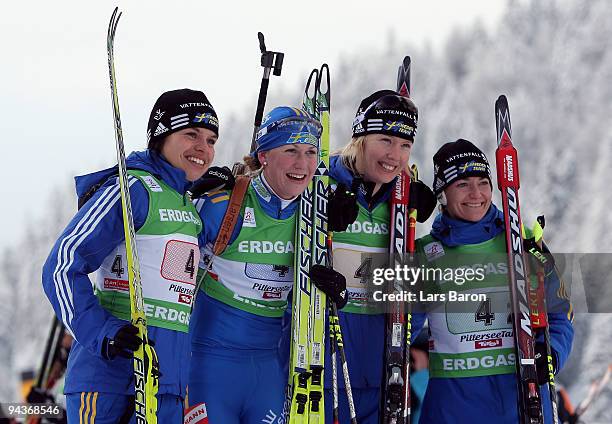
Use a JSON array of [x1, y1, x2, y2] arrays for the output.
[[430, 204, 505, 247], [329, 155, 394, 210], [75, 150, 192, 198], [250, 173, 298, 219]]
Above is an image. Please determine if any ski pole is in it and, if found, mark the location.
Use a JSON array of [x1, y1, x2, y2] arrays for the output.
[[526, 216, 559, 424], [327, 233, 358, 424], [574, 364, 612, 418], [26, 317, 64, 424]]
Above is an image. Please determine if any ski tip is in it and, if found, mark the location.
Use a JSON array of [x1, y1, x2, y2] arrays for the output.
[[397, 57, 411, 97], [410, 163, 419, 181], [305, 68, 319, 96], [397, 56, 411, 81], [495, 94, 512, 141], [495, 95, 510, 121], [495, 94, 508, 109], [318, 64, 330, 96], [108, 7, 122, 43]]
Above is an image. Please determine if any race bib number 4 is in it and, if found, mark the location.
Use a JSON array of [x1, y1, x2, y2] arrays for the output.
[[161, 240, 199, 285]]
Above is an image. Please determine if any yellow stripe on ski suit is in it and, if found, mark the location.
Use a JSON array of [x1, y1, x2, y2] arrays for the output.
[[79, 392, 98, 424], [79, 392, 85, 423], [90, 392, 98, 423]]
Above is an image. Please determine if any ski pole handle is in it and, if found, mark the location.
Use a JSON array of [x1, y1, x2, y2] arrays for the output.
[[258, 31, 267, 55]]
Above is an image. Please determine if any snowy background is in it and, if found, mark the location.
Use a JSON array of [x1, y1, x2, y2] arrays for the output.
[[1, 0, 611, 421]]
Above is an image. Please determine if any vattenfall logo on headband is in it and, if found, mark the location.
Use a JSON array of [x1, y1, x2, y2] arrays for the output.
[[180, 102, 213, 109], [445, 152, 486, 163], [375, 109, 414, 119]]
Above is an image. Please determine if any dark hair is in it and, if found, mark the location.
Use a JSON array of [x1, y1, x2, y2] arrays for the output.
[[243, 155, 262, 172], [148, 137, 164, 154]]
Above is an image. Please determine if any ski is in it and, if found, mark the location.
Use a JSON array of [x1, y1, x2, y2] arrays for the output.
[[495, 95, 543, 424], [288, 68, 318, 423], [380, 55, 413, 424], [308, 64, 332, 423], [107, 8, 159, 423], [34, 317, 64, 394], [26, 317, 66, 424], [288, 65, 330, 423], [288, 64, 338, 423], [574, 363, 612, 418]]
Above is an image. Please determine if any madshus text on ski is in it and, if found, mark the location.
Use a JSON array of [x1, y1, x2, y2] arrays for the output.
[[34, 7, 574, 424]]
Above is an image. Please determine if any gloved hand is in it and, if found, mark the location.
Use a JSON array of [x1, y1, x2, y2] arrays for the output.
[[102, 324, 143, 360], [27, 386, 56, 404], [26, 387, 67, 424], [188, 166, 235, 199], [524, 238, 555, 271], [309, 264, 348, 309], [409, 179, 437, 223], [535, 342, 557, 385], [327, 183, 359, 232], [523, 216, 555, 268]]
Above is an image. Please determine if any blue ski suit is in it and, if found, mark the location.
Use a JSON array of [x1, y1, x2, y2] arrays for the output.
[[42, 150, 202, 423], [188, 173, 296, 424], [413, 208, 574, 424], [280, 156, 427, 423]]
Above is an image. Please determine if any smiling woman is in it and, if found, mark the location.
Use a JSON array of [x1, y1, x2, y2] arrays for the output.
[[250, 106, 322, 198], [147, 88, 219, 182], [339, 90, 420, 196], [41, 87, 220, 423], [160, 127, 217, 181], [257, 142, 319, 199], [187, 105, 351, 423], [299, 89, 436, 422], [411, 138, 574, 423], [432, 138, 493, 221]]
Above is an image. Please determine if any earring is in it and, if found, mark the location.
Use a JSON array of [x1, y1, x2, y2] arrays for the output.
[[263, 161, 268, 167]]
